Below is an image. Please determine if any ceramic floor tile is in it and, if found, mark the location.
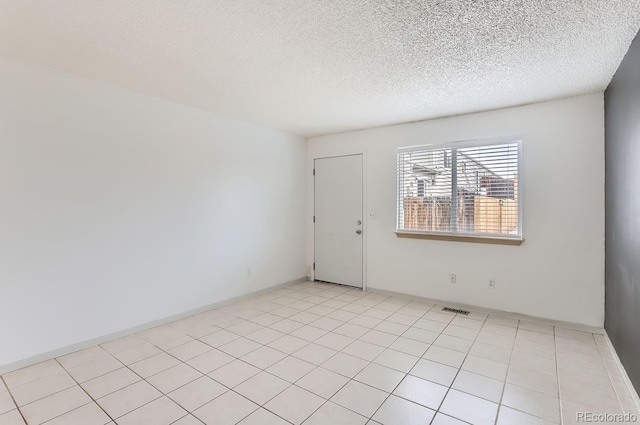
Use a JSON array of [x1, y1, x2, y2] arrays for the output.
[[359, 330, 398, 347], [0, 392, 14, 416], [321, 353, 369, 378], [451, 370, 504, 403], [290, 325, 328, 342], [354, 363, 405, 393], [373, 349, 419, 373], [43, 402, 111, 425], [129, 353, 180, 379], [234, 372, 289, 405], [409, 359, 458, 387], [0, 410, 26, 425], [315, 333, 355, 351], [422, 345, 466, 368], [267, 335, 309, 355], [56, 347, 109, 370], [146, 363, 202, 393], [264, 385, 324, 425], [392, 375, 447, 410], [296, 367, 349, 399], [461, 355, 508, 381], [439, 389, 499, 425], [237, 408, 290, 425], [117, 396, 186, 425], [186, 349, 235, 374], [496, 406, 558, 425], [110, 341, 162, 365], [343, 340, 385, 362], [167, 341, 213, 362], [372, 395, 435, 425], [266, 356, 315, 383], [430, 412, 468, 425], [193, 390, 258, 425], [208, 360, 260, 388], [502, 383, 560, 423], [20, 386, 91, 425], [331, 380, 388, 418], [3, 361, 64, 389], [293, 343, 337, 365], [218, 337, 262, 358], [167, 376, 227, 412], [388, 337, 430, 357], [304, 401, 368, 425], [96, 380, 162, 418], [10, 371, 76, 407], [81, 368, 141, 399]]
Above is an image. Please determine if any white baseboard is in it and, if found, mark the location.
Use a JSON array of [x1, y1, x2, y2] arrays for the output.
[[0, 276, 307, 375], [603, 331, 640, 413], [365, 286, 604, 334]]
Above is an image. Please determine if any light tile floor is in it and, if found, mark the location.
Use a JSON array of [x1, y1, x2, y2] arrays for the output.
[[1, 281, 638, 425]]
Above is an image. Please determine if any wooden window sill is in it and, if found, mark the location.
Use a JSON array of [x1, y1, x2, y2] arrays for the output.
[[395, 231, 524, 246]]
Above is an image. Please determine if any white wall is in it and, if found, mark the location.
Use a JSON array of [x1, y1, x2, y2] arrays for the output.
[[308, 94, 605, 327], [0, 56, 307, 368]]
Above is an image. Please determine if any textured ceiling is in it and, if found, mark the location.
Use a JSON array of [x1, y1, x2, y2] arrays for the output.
[[1, 1, 639, 136]]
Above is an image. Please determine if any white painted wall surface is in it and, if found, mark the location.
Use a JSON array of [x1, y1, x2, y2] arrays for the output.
[[307, 94, 605, 327], [0, 56, 307, 368]]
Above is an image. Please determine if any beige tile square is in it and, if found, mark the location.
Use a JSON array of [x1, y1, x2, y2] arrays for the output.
[[423, 345, 466, 368], [372, 395, 436, 425], [359, 330, 398, 347], [442, 324, 479, 341], [96, 380, 161, 419], [186, 349, 234, 374], [502, 383, 560, 423], [304, 401, 368, 425], [100, 335, 147, 354], [411, 319, 446, 333], [497, 406, 557, 425], [129, 353, 180, 379], [293, 343, 337, 365], [199, 330, 240, 348], [431, 412, 468, 425], [268, 335, 309, 354], [461, 355, 508, 381], [20, 386, 91, 425], [245, 327, 285, 345], [193, 390, 258, 425], [167, 340, 213, 362], [250, 313, 283, 327], [218, 337, 262, 358], [354, 363, 405, 393], [439, 389, 498, 425], [81, 368, 140, 399], [110, 341, 162, 365], [334, 323, 369, 339], [42, 402, 111, 425], [116, 396, 187, 425], [322, 353, 368, 378], [402, 328, 439, 344], [469, 342, 511, 364], [409, 359, 458, 386], [168, 376, 227, 412], [147, 363, 202, 393], [266, 356, 315, 383], [237, 408, 289, 425], [343, 340, 385, 361], [3, 361, 64, 389], [241, 346, 287, 369], [433, 334, 473, 353], [331, 380, 387, 417], [373, 349, 419, 373], [10, 371, 76, 406], [0, 410, 26, 425], [374, 321, 409, 336], [315, 333, 355, 351], [388, 337, 430, 357], [393, 375, 447, 410], [507, 364, 558, 397], [0, 391, 15, 415], [56, 346, 109, 370], [290, 325, 328, 342], [296, 368, 349, 399], [208, 360, 260, 388], [226, 321, 263, 337], [66, 355, 123, 383], [349, 315, 383, 329], [264, 385, 324, 425], [234, 372, 289, 405], [171, 414, 205, 425], [452, 370, 504, 403], [311, 317, 346, 331]]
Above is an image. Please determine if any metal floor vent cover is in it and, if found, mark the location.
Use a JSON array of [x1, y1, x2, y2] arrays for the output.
[[442, 307, 470, 315]]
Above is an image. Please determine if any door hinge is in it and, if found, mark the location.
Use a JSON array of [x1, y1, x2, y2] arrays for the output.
[[313, 263, 315, 270], [313, 216, 315, 223], [313, 169, 315, 176]]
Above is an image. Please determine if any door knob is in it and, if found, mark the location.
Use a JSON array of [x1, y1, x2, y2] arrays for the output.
[[356, 229, 362, 235]]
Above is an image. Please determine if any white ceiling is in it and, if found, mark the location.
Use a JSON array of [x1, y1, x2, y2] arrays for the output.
[[1, 1, 639, 136]]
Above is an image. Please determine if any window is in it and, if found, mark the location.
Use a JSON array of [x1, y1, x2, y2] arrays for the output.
[[396, 137, 522, 242]]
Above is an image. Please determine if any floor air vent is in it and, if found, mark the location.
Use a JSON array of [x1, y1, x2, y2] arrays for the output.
[[442, 307, 470, 315]]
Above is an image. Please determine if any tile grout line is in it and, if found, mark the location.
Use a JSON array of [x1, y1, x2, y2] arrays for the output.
[[0, 375, 29, 425]]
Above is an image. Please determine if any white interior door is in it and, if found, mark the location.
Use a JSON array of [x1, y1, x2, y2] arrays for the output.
[[314, 154, 363, 288]]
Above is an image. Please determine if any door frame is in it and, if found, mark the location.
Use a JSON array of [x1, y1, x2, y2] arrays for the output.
[[313, 152, 367, 291]]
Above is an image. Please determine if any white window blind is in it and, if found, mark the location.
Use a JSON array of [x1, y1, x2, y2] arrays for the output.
[[397, 137, 522, 239]]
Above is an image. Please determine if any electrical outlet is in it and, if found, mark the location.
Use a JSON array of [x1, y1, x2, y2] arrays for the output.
[[489, 279, 496, 289], [449, 274, 457, 284], [368, 212, 377, 219]]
